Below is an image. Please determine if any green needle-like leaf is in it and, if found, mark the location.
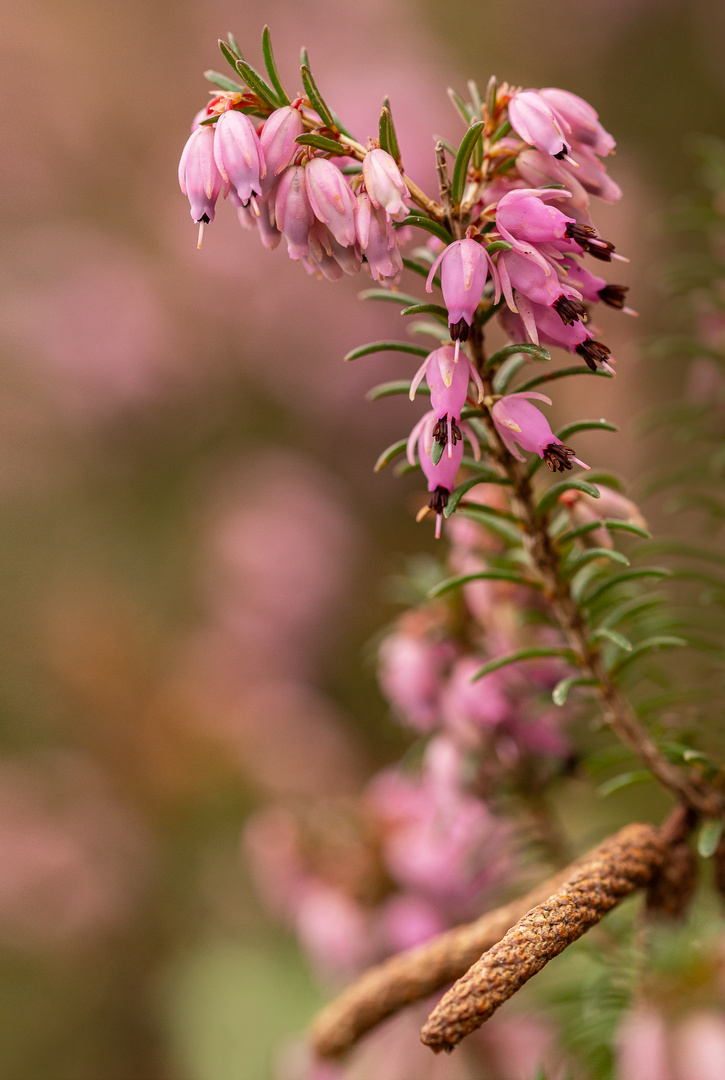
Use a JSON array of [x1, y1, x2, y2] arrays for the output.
[[235, 58, 280, 108], [451, 121, 485, 204], [590, 627, 633, 652], [597, 771, 653, 798], [366, 380, 430, 401], [400, 303, 449, 322], [295, 133, 344, 155], [300, 64, 335, 128], [556, 419, 618, 440], [609, 635, 687, 675], [515, 367, 613, 394], [470, 647, 575, 682], [485, 343, 551, 369], [557, 520, 651, 545], [358, 288, 421, 307], [344, 341, 429, 361], [582, 569, 672, 607], [443, 473, 510, 516], [565, 548, 630, 574], [204, 69, 246, 93], [373, 439, 408, 472], [429, 570, 543, 600], [261, 26, 290, 104], [537, 478, 601, 516], [396, 215, 453, 245], [552, 675, 598, 706], [379, 102, 401, 164], [698, 819, 723, 858]]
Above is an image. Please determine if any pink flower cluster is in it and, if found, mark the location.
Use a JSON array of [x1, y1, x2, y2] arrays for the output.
[[179, 97, 408, 279]]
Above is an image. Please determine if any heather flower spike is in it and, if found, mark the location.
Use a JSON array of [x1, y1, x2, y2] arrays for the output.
[[492, 392, 590, 471]]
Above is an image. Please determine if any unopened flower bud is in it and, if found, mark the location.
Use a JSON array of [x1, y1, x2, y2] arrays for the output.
[[305, 158, 357, 248], [362, 148, 409, 221], [259, 105, 304, 193], [213, 109, 266, 206], [274, 165, 315, 260], [178, 126, 223, 241], [508, 90, 572, 159]]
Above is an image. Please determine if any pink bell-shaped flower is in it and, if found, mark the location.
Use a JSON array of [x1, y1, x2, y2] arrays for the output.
[[408, 345, 483, 458], [407, 411, 477, 537], [426, 238, 497, 353], [307, 220, 361, 281], [492, 392, 589, 472], [305, 158, 357, 248], [274, 165, 315, 260], [178, 126, 224, 246], [213, 109, 266, 207], [354, 193, 403, 282], [259, 105, 304, 194], [496, 248, 585, 325], [561, 261, 634, 313], [561, 145, 622, 203], [508, 90, 572, 160], [362, 148, 409, 221], [539, 87, 615, 157]]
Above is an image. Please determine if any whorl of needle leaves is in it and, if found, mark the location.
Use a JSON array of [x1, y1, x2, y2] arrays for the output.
[[419, 822, 665, 1053]]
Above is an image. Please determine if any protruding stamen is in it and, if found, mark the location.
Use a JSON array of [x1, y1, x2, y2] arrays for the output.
[[197, 221, 205, 249], [576, 339, 612, 371], [553, 295, 587, 325]]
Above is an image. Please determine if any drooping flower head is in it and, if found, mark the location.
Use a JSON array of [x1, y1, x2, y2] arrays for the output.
[[213, 109, 266, 208], [178, 126, 224, 247], [362, 149, 409, 221], [492, 392, 589, 472]]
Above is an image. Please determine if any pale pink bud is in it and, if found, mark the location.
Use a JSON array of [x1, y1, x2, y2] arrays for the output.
[[213, 109, 266, 206], [304, 158, 357, 248], [539, 87, 615, 157], [259, 105, 305, 193], [362, 148, 409, 221], [354, 193, 402, 282], [615, 1008, 671, 1080], [516, 148, 590, 210], [274, 165, 315, 260], [426, 238, 496, 347], [442, 656, 510, 740], [294, 882, 371, 980], [508, 89, 572, 159], [379, 894, 445, 953], [178, 126, 223, 225], [492, 392, 589, 472]]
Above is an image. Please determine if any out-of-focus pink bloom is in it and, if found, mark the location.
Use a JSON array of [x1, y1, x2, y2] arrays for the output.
[[274, 165, 315, 259], [260, 105, 305, 193], [213, 109, 266, 207], [178, 126, 223, 237], [408, 345, 483, 459], [378, 630, 453, 732], [362, 148, 409, 221], [674, 1012, 725, 1080], [354, 193, 402, 281], [426, 238, 497, 350], [516, 148, 590, 210], [307, 220, 362, 281], [562, 260, 633, 312], [508, 90, 572, 159], [243, 807, 307, 922], [305, 158, 357, 247], [559, 484, 647, 547], [368, 767, 511, 912], [294, 882, 372, 982], [615, 1007, 676, 1080], [378, 893, 446, 953], [492, 392, 589, 472], [540, 87, 616, 157], [441, 656, 510, 741], [562, 145, 622, 202], [688, 357, 725, 404]]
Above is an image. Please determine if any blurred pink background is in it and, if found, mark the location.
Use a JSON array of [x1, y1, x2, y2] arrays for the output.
[[1, 0, 724, 1076]]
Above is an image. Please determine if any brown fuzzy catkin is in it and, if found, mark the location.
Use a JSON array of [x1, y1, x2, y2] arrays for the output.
[[420, 823, 665, 1054]]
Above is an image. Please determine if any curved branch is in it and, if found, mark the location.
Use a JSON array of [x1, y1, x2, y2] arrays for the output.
[[420, 822, 665, 1053], [310, 821, 667, 1059]]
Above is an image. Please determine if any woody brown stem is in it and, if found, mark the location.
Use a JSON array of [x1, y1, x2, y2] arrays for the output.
[[467, 323, 723, 818], [420, 822, 665, 1053]]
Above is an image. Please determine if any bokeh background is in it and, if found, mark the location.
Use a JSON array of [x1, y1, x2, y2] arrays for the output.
[[1, 0, 725, 1077]]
